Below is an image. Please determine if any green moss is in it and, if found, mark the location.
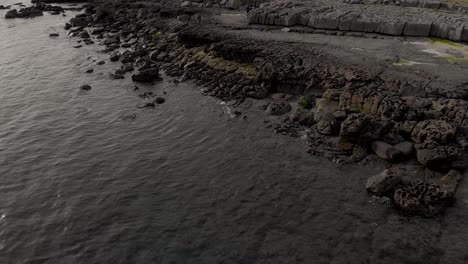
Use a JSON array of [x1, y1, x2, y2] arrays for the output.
[[429, 37, 463, 47], [209, 56, 224, 63], [393, 59, 412, 65], [239, 64, 257, 74], [154, 31, 162, 36], [442, 56, 468, 62], [298, 95, 314, 109], [195, 51, 206, 58]]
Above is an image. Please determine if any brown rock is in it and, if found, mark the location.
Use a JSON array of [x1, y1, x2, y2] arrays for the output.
[[371, 141, 403, 162]]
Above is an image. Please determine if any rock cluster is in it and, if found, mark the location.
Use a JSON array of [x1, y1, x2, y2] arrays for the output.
[[65, 0, 466, 216], [5, 2, 64, 19], [366, 166, 462, 216], [248, 0, 468, 41]]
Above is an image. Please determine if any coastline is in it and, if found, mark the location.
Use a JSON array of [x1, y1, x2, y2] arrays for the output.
[[4, 0, 468, 216]]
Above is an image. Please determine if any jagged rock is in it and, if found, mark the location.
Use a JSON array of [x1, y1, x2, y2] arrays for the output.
[[265, 102, 292, 115], [109, 51, 120, 62], [80, 84, 91, 91], [439, 170, 463, 196], [5, 9, 19, 19], [121, 63, 134, 73], [411, 120, 456, 144], [339, 113, 369, 149], [415, 145, 451, 172], [154, 97, 165, 104], [131, 68, 162, 83], [371, 141, 403, 162], [181, 1, 191, 7], [393, 178, 455, 216], [289, 107, 315, 126], [226, 0, 241, 9], [315, 98, 339, 122], [394, 141, 414, 156], [298, 95, 315, 109], [366, 169, 401, 195], [317, 113, 338, 136], [79, 30, 90, 39], [109, 71, 125, 79]]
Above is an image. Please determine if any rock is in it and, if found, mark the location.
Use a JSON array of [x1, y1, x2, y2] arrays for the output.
[[411, 120, 456, 144], [49, 33, 59, 38], [226, 0, 241, 9], [298, 95, 315, 109], [139, 102, 155, 108], [79, 30, 90, 39], [394, 141, 413, 156], [73, 45, 82, 48], [315, 98, 339, 122], [415, 145, 451, 172], [371, 141, 403, 162], [393, 178, 455, 216], [121, 63, 134, 72], [109, 51, 120, 62], [265, 102, 292, 115], [97, 60, 105, 65], [0, 5, 11, 10], [85, 68, 94, 73], [64, 23, 72, 30], [5, 9, 18, 19], [131, 68, 161, 83], [289, 107, 315, 126], [80, 84, 91, 91], [316, 113, 338, 136], [154, 97, 165, 104], [109, 72, 124, 79], [366, 169, 401, 195], [181, 1, 191, 7], [439, 170, 463, 196]]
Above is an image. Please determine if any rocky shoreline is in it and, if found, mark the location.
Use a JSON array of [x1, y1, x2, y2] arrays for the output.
[[5, 0, 468, 216]]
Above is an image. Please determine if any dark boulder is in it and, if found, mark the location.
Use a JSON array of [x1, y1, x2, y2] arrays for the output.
[[154, 97, 165, 104], [131, 68, 162, 83], [109, 51, 120, 62], [80, 84, 91, 91], [5, 9, 19, 19]]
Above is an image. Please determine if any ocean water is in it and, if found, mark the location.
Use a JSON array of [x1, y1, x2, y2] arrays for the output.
[[1, 2, 468, 264]]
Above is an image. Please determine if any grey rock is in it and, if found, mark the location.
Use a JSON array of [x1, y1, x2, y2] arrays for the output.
[[371, 141, 403, 162], [366, 169, 401, 195], [265, 102, 292, 115], [394, 141, 414, 156]]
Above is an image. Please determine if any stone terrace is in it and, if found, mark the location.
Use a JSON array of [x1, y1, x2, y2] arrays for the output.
[[248, 0, 468, 41]]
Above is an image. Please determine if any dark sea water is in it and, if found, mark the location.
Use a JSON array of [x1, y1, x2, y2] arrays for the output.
[[1, 2, 468, 264]]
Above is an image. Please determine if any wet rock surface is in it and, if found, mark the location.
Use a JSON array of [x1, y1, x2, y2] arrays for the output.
[[4, 2, 64, 19]]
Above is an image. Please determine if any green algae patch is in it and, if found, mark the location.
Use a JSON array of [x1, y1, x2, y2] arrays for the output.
[[195, 51, 206, 58], [239, 64, 257, 75], [442, 56, 468, 62], [429, 37, 464, 47], [393, 59, 412, 65], [299, 95, 314, 109], [154, 31, 162, 37], [209, 56, 224, 63]]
